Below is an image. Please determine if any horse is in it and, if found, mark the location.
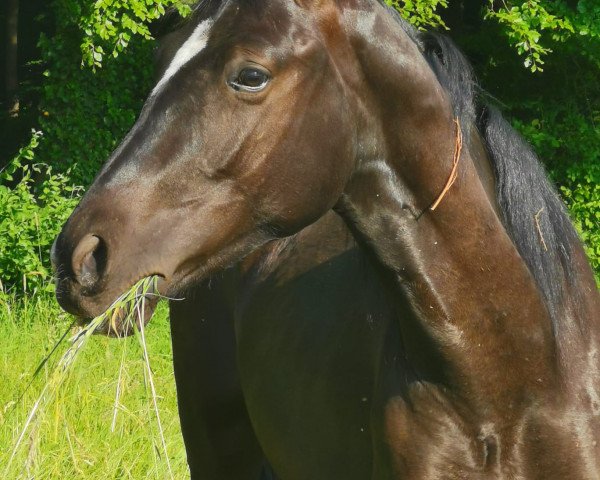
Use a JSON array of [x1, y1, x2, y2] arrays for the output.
[[51, 0, 600, 478]]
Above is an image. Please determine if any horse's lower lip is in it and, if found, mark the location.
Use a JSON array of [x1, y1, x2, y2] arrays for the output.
[[80, 277, 163, 337]]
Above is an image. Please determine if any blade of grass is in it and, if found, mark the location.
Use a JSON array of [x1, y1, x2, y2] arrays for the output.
[[111, 329, 129, 432], [5, 277, 157, 476], [132, 278, 174, 480]]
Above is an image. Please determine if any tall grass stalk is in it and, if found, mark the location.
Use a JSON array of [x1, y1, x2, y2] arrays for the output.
[[111, 334, 129, 433], [3, 276, 177, 478], [134, 296, 174, 480]]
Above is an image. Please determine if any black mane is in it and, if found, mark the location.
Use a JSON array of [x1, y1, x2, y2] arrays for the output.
[[384, 6, 584, 334]]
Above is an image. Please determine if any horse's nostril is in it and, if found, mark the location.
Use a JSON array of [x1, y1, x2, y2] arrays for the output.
[[72, 234, 108, 289]]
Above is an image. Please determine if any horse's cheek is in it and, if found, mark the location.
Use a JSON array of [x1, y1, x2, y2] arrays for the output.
[[280, 112, 353, 230]]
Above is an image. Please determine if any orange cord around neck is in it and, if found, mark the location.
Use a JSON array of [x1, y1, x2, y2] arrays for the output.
[[430, 117, 463, 211]]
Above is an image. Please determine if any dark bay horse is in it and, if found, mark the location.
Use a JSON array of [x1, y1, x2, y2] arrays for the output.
[[52, 0, 600, 478]]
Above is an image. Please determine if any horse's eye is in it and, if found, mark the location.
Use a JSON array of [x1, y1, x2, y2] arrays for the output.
[[230, 67, 270, 92]]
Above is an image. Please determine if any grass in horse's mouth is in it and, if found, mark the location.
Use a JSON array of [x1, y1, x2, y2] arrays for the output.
[[5, 276, 174, 480], [86, 275, 162, 336]]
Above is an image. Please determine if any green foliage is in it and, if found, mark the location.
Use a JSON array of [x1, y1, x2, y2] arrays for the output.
[[561, 167, 600, 277], [386, 0, 449, 29], [0, 0, 162, 296], [0, 132, 80, 296], [486, 0, 600, 71], [37, 0, 156, 185], [80, 0, 192, 68]]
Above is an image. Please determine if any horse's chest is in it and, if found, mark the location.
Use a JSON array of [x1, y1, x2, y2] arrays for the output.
[[230, 252, 488, 479], [232, 246, 392, 479]]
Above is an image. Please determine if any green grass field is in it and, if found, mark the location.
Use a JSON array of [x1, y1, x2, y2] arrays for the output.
[[0, 295, 188, 479]]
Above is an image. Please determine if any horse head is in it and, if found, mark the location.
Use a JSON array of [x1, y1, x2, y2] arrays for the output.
[[52, 0, 382, 329]]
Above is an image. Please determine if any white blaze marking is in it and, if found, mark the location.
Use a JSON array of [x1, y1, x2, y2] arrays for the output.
[[151, 18, 214, 96], [103, 18, 213, 187]]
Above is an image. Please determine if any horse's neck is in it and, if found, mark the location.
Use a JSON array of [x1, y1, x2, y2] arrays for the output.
[[340, 145, 559, 405], [337, 4, 560, 416]]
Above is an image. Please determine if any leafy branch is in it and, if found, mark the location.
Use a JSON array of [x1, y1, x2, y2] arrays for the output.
[[486, 0, 600, 72], [79, 0, 193, 69], [386, 0, 449, 30]]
